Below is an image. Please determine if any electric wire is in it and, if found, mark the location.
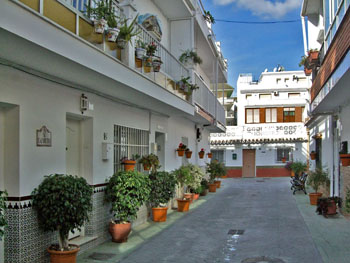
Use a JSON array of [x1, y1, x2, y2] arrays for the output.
[[215, 19, 300, 24]]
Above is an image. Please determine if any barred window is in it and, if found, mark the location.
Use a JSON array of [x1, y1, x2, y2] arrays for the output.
[[212, 150, 225, 163], [276, 148, 291, 162], [114, 125, 149, 173]]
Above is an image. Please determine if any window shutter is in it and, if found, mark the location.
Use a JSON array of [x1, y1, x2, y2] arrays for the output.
[[277, 107, 284, 123], [295, 107, 302, 122], [259, 108, 265, 123]]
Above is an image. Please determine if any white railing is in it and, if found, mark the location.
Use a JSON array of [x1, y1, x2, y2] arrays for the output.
[[193, 73, 216, 116], [136, 24, 189, 84], [216, 100, 226, 125]]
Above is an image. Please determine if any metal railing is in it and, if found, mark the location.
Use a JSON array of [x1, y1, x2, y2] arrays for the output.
[[216, 100, 225, 125], [135, 24, 189, 84], [193, 73, 216, 117]]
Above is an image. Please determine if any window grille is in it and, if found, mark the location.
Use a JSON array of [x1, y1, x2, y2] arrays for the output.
[[114, 125, 149, 173], [276, 148, 291, 162], [212, 150, 225, 163]]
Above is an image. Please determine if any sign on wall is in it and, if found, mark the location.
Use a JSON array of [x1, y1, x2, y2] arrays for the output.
[[36, 126, 52, 147]]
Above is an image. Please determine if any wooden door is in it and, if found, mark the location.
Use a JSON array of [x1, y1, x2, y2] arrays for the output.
[[243, 149, 256, 178]]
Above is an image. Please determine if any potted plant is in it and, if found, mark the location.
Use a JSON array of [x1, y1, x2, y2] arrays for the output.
[[105, 170, 150, 242], [121, 154, 140, 171], [203, 10, 215, 24], [139, 153, 159, 172], [307, 167, 329, 205], [152, 56, 163, 72], [187, 164, 205, 201], [290, 161, 307, 178], [198, 148, 205, 159], [200, 178, 209, 196], [284, 161, 294, 177], [281, 156, 287, 163], [308, 48, 319, 63], [32, 174, 93, 263], [106, 11, 120, 42], [310, 151, 317, 160], [207, 152, 213, 158], [146, 42, 157, 57], [179, 49, 202, 67], [176, 143, 187, 157], [299, 55, 312, 76], [0, 190, 7, 241], [172, 165, 192, 212], [207, 160, 226, 189], [316, 196, 342, 216], [185, 148, 192, 159], [339, 149, 350, 166], [116, 15, 140, 49], [86, 0, 113, 34], [149, 171, 177, 222], [135, 39, 147, 60]]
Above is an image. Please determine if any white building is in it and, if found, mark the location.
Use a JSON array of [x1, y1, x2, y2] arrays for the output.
[[301, 0, 350, 198], [211, 70, 310, 177], [0, 0, 227, 262]]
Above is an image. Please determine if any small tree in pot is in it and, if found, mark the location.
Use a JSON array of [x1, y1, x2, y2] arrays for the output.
[[207, 160, 226, 189], [0, 190, 7, 241], [307, 167, 328, 205], [290, 161, 307, 178], [105, 170, 150, 242], [149, 171, 177, 222], [32, 174, 93, 262], [173, 165, 192, 212], [187, 164, 205, 200]]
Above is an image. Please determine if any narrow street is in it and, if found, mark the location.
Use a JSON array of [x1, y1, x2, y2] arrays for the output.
[[81, 178, 323, 263]]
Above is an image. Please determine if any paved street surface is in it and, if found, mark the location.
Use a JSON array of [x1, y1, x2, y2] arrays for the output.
[[78, 178, 324, 263]]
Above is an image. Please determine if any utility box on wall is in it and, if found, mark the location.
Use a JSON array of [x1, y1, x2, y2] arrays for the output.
[[102, 143, 113, 160]]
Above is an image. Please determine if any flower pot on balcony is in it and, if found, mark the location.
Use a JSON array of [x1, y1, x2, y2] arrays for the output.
[[207, 153, 213, 158], [135, 58, 142, 68], [116, 38, 127, 49], [152, 57, 162, 72], [310, 152, 317, 160], [144, 57, 152, 73], [107, 28, 120, 42], [185, 151, 192, 159], [304, 67, 312, 76], [308, 50, 319, 63], [122, 160, 136, 171], [340, 154, 350, 166], [135, 48, 146, 59], [94, 19, 107, 34]]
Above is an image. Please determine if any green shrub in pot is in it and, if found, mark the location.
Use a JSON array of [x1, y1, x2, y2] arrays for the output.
[[149, 171, 177, 208]]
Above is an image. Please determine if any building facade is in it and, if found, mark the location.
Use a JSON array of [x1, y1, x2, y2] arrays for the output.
[[211, 70, 309, 177], [301, 0, 350, 198], [0, 0, 227, 262]]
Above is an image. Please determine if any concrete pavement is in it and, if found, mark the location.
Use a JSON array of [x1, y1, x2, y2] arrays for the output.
[[78, 178, 324, 263]]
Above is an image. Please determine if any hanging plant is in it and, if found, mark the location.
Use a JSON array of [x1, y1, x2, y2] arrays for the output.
[[203, 10, 215, 24]]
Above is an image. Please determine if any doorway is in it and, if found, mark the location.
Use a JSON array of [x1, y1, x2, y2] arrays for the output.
[[243, 149, 256, 177], [155, 132, 165, 170]]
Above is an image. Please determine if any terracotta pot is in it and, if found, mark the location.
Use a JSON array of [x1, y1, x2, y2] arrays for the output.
[[143, 164, 150, 171], [177, 199, 190, 212], [310, 152, 317, 160], [185, 151, 192, 158], [122, 160, 136, 171], [207, 153, 213, 158], [200, 189, 208, 196], [177, 149, 185, 157], [282, 157, 286, 163], [183, 193, 193, 203], [152, 207, 168, 222], [109, 221, 131, 243], [135, 58, 142, 68], [199, 151, 205, 159], [340, 154, 350, 166], [193, 193, 200, 200], [309, 50, 319, 62], [47, 244, 79, 263], [309, 192, 322, 205], [208, 183, 217, 192], [304, 67, 312, 76], [214, 180, 221, 188], [290, 171, 295, 177], [327, 200, 337, 215]]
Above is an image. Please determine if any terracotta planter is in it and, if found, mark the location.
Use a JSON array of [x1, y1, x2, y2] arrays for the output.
[[122, 160, 136, 171], [184, 193, 193, 203], [290, 171, 295, 177], [47, 244, 79, 263], [214, 180, 221, 188], [310, 152, 317, 160], [177, 199, 190, 212], [282, 157, 286, 163], [304, 67, 312, 76], [208, 183, 217, 192], [185, 151, 192, 158], [109, 221, 131, 243], [200, 189, 208, 196], [340, 154, 350, 166], [327, 200, 337, 215], [193, 193, 200, 200], [199, 151, 205, 159], [143, 164, 150, 171], [308, 50, 319, 62], [309, 192, 323, 205], [177, 149, 185, 157], [152, 207, 168, 222], [135, 58, 142, 68], [207, 153, 213, 158]]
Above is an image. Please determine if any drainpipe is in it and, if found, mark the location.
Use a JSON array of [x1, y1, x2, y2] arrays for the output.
[[301, 16, 308, 55]]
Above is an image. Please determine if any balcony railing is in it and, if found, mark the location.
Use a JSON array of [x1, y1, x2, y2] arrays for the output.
[[216, 98, 226, 125]]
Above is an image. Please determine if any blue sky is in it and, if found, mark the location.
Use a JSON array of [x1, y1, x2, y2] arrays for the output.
[[202, 0, 305, 92]]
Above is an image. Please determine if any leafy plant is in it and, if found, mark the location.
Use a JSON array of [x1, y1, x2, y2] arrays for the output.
[[146, 42, 157, 56], [136, 39, 146, 49], [86, 0, 110, 20], [149, 171, 177, 207], [290, 161, 307, 177], [206, 160, 226, 183], [120, 154, 140, 163], [177, 143, 187, 150], [203, 10, 215, 24], [139, 153, 160, 171], [299, 55, 308, 67], [0, 190, 7, 241], [117, 15, 140, 44], [187, 164, 205, 192], [105, 170, 150, 223], [179, 50, 202, 65], [32, 174, 93, 251], [201, 178, 209, 190], [172, 165, 192, 190], [307, 167, 328, 193], [284, 161, 293, 171]]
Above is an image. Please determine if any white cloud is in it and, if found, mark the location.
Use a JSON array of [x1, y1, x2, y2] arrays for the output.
[[213, 0, 302, 18]]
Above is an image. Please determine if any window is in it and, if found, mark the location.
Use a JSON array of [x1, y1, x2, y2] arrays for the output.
[[276, 78, 281, 84], [259, 94, 271, 100], [277, 148, 291, 162], [283, 108, 295, 122], [212, 150, 225, 163], [288, 93, 300, 98], [246, 109, 260, 124], [265, 108, 277, 123], [246, 94, 252, 99], [114, 125, 149, 173]]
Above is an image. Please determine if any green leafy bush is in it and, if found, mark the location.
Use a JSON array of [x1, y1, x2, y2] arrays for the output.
[[32, 174, 93, 250], [307, 167, 328, 193], [139, 153, 160, 172], [206, 160, 226, 183], [0, 190, 7, 240], [187, 164, 205, 192], [290, 161, 307, 176], [105, 170, 150, 223], [149, 171, 177, 207], [173, 165, 192, 189]]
